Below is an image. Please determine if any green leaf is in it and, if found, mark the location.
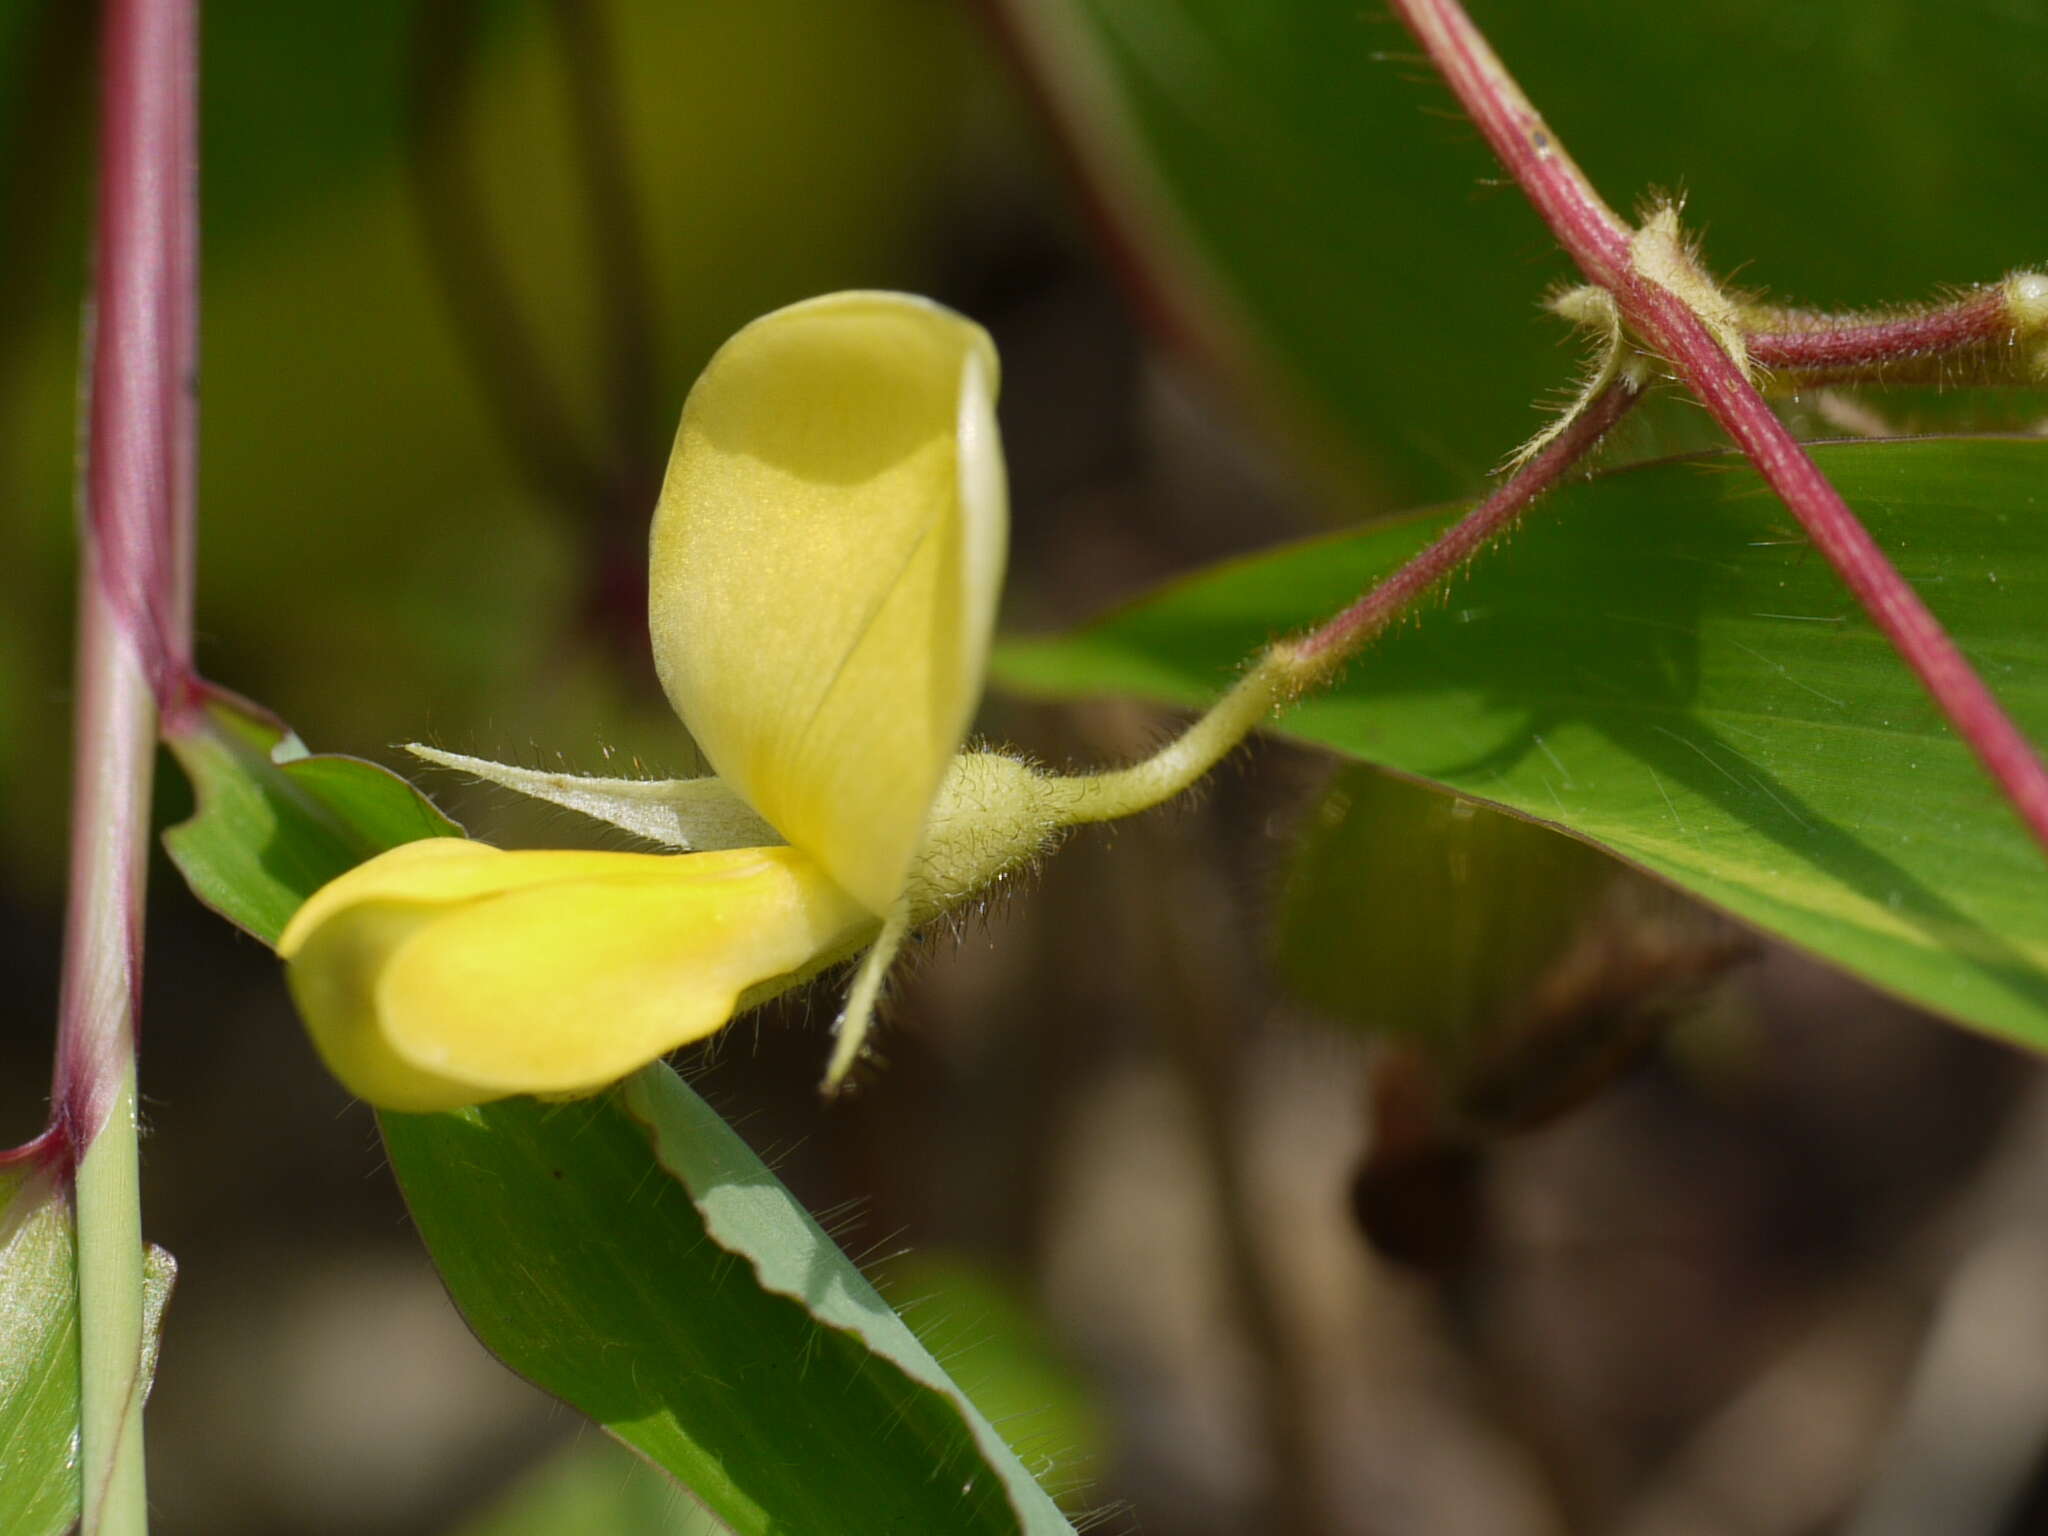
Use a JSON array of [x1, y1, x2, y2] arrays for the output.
[[162, 685, 463, 948], [382, 1067, 1076, 1536], [1000, 0, 2048, 503], [0, 1159, 175, 1536], [452, 1436, 723, 1536], [996, 437, 2048, 1050], [1276, 765, 1618, 1045]]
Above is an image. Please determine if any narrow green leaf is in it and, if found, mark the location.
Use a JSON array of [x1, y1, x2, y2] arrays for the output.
[[162, 684, 462, 947], [160, 689, 1073, 1533], [625, 1068, 1079, 1527], [382, 1068, 1076, 1536], [996, 437, 2048, 1049], [0, 1160, 174, 1536]]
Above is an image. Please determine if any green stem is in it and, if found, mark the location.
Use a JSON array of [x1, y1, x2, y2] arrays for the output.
[[56, 564, 158, 1532], [1053, 653, 1294, 826], [73, 1064, 148, 1536]]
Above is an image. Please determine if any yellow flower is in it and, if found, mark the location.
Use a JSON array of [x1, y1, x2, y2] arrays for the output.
[[281, 291, 1293, 1111], [280, 292, 1020, 1111]]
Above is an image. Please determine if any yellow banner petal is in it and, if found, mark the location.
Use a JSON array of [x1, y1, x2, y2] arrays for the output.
[[282, 841, 874, 1111], [649, 291, 1006, 914]]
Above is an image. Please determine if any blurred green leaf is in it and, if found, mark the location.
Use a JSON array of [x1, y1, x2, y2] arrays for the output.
[[453, 1435, 723, 1536], [877, 1251, 1107, 1510], [996, 437, 2048, 1049], [383, 1067, 1076, 1536], [1277, 766, 1616, 1044], [162, 685, 463, 948], [0, 1161, 174, 1536], [999, 0, 2048, 503]]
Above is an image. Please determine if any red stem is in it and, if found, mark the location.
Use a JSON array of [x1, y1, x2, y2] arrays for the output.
[[50, 0, 200, 1160], [1386, 0, 2048, 859], [1298, 376, 1640, 662], [1649, 286, 2048, 849], [1747, 287, 2012, 376]]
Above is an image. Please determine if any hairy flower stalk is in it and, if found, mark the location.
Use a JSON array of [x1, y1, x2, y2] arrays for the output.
[[1745, 272, 2048, 387], [1292, 369, 1643, 671]]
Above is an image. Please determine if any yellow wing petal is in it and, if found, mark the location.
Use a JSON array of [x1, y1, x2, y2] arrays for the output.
[[283, 842, 874, 1111], [649, 291, 1006, 914]]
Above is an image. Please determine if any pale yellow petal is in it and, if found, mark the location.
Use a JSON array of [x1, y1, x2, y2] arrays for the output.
[[649, 291, 1006, 914], [277, 837, 673, 959], [283, 844, 874, 1112]]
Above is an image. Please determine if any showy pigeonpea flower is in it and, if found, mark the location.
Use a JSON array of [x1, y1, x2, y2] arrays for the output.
[[279, 292, 1293, 1111]]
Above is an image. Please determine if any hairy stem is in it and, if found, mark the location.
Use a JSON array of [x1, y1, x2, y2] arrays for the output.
[[1389, 0, 1630, 281], [1386, 0, 2048, 858], [1746, 285, 2015, 380], [1054, 654, 1295, 826], [1650, 288, 2048, 849], [1296, 370, 1641, 666], [1050, 374, 1641, 831]]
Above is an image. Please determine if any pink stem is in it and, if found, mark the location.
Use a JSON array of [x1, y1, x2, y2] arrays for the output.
[[1387, 0, 2048, 859], [1748, 287, 2012, 376], [1298, 375, 1641, 662], [51, 0, 200, 1161]]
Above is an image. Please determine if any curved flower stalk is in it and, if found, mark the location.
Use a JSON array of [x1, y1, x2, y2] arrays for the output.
[[283, 292, 1221, 1110]]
